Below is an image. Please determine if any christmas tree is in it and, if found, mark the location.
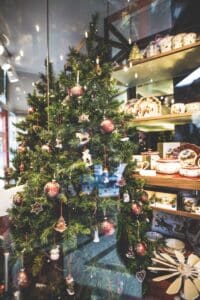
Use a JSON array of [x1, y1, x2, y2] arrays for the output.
[[7, 15, 153, 299]]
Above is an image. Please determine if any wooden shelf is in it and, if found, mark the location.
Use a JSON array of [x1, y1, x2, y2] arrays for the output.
[[151, 205, 200, 220], [128, 112, 192, 131], [134, 173, 200, 190], [112, 41, 200, 87]]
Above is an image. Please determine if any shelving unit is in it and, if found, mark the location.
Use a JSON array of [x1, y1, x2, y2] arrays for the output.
[[134, 173, 200, 190], [151, 205, 200, 220], [128, 112, 192, 131], [112, 41, 200, 87]]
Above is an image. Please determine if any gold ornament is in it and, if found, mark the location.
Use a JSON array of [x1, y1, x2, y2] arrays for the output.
[[54, 216, 67, 233], [129, 43, 143, 61], [148, 251, 200, 300], [17, 268, 29, 288]]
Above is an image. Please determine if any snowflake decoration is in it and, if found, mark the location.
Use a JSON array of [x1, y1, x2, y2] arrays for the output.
[[31, 202, 43, 215], [148, 251, 200, 300]]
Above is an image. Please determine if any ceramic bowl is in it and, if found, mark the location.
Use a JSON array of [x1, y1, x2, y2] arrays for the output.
[[171, 103, 185, 114], [179, 166, 200, 177], [185, 102, 200, 113], [155, 159, 180, 174]]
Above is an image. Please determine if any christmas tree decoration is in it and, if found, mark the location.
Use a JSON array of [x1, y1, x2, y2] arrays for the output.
[[55, 138, 63, 149], [31, 202, 43, 215], [13, 192, 24, 206], [129, 43, 143, 61], [19, 163, 25, 172], [95, 56, 102, 75], [78, 113, 90, 122], [131, 202, 142, 215], [101, 218, 115, 236], [140, 190, 149, 203], [62, 94, 71, 106], [69, 71, 84, 97], [28, 107, 35, 114], [0, 284, 5, 295], [100, 118, 115, 133], [123, 191, 130, 203], [41, 144, 51, 152], [82, 149, 93, 167], [44, 179, 60, 198], [93, 226, 100, 243], [125, 246, 135, 258], [76, 131, 90, 146], [148, 251, 200, 300], [54, 216, 67, 233], [136, 270, 146, 283], [17, 268, 29, 288], [17, 144, 26, 153], [50, 245, 60, 261], [65, 274, 75, 296], [135, 242, 147, 256]]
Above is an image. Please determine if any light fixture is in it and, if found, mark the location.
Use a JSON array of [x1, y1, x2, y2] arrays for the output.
[[0, 42, 4, 55], [19, 50, 24, 57], [59, 55, 63, 61], [1, 63, 11, 71], [35, 24, 40, 32], [176, 67, 200, 87]]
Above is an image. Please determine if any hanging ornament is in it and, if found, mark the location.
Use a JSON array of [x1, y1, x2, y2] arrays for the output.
[[4, 167, 13, 178], [125, 246, 135, 258], [76, 131, 90, 146], [17, 143, 26, 153], [100, 118, 115, 133], [62, 94, 71, 106], [44, 179, 60, 198], [136, 270, 146, 283], [17, 268, 29, 288], [50, 245, 60, 261], [135, 242, 147, 256], [55, 138, 63, 149], [65, 274, 75, 296], [54, 202, 67, 233], [28, 107, 34, 114], [13, 192, 24, 206], [0, 284, 5, 295], [78, 113, 90, 123], [67, 183, 77, 196], [54, 216, 67, 233], [123, 191, 130, 203], [19, 163, 25, 172], [95, 56, 102, 75], [116, 177, 126, 187], [131, 202, 142, 215], [32, 125, 41, 133], [101, 218, 115, 236], [140, 190, 149, 203], [31, 202, 43, 215], [102, 167, 109, 183], [93, 226, 100, 243], [82, 149, 93, 167], [69, 71, 84, 97], [129, 43, 143, 61], [120, 136, 130, 142], [41, 144, 51, 152]]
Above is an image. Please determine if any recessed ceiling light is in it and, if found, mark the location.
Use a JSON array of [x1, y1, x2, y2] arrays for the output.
[[60, 55, 63, 61], [35, 25, 40, 32], [32, 82, 35, 87], [15, 55, 21, 62], [84, 31, 88, 38]]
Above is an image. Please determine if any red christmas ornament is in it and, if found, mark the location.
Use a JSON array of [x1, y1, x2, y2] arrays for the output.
[[100, 119, 115, 133], [44, 179, 60, 198], [131, 203, 142, 215], [19, 163, 25, 172], [69, 85, 84, 97], [17, 268, 29, 288], [140, 190, 149, 203], [135, 242, 147, 256], [28, 107, 34, 114], [0, 284, 5, 295], [101, 219, 115, 236]]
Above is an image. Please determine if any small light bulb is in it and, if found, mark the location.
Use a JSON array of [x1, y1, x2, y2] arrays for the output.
[[60, 55, 63, 61], [123, 66, 128, 72], [84, 31, 88, 38], [19, 50, 24, 57], [35, 24, 40, 32], [128, 37, 132, 45], [134, 73, 138, 79], [96, 56, 100, 65]]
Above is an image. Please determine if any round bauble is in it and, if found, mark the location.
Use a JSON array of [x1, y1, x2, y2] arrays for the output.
[[19, 163, 25, 172], [135, 242, 147, 256], [44, 180, 60, 198], [131, 202, 142, 215], [28, 107, 34, 114], [101, 219, 115, 236], [140, 190, 149, 203], [69, 84, 84, 97], [13, 192, 24, 206], [0, 284, 5, 295], [17, 268, 29, 288], [100, 119, 115, 133]]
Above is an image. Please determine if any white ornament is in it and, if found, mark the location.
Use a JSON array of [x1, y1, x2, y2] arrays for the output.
[[123, 192, 130, 203], [50, 245, 59, 261], [78, 114, 89, 122], [76, 132, 90, 145], [82, 149, 93, 167], [93, 227, 100, 243]]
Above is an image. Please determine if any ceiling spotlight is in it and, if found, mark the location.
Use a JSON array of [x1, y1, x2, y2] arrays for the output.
[[59, 55, 63, 61], [35, 24, 40, 32], [19, 50, 24, 57]]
